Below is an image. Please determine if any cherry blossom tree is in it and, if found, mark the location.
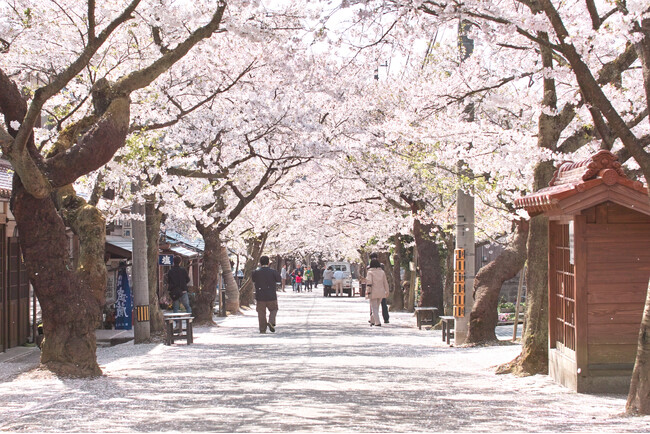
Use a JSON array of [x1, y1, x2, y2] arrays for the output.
[[0, 0, 270, 377]]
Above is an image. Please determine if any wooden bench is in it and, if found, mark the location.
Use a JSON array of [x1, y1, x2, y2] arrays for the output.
[[439, 315, 455, 344], [163, 313, 194, 345], [415, 307, 438, 329]]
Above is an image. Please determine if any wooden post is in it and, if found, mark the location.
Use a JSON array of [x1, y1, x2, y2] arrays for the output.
[[512, 265, 526, 341], [408, 249, 418, 312], [454, 189, 475, 344], [132, 202, 151, 343]]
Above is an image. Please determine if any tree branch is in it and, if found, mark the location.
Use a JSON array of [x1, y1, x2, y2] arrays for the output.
[[112, 3, 227, 96], [129, 59, 256, 133], [13, 0, 141, 154]]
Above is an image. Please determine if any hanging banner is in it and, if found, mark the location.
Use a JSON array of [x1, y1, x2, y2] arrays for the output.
[[159, 254, 174, 266], [115, 267, 133, 330]]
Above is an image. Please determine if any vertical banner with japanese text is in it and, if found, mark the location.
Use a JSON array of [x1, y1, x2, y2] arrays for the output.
[[115, 267, 133, 330]]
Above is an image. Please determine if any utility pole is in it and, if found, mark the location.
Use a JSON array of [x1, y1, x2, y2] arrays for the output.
[[454, 189, 475, 344], [132, 202, 151, 343], [453, 18, 476, 345]]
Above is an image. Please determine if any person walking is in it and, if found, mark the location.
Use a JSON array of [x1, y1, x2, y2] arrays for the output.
[[312, 264, 321, 289], [252, 255, 282, 334], [365, 258, 390, 326], [280, 264, 287, 292], [304, 266, 314, 292], [333, 268, 344, 296], [369, 253, 390, 324], [167, 255, 192, 331], [322, 266, 334, 296], [295, 272, 303, 292], [167, 255, 191, 315]]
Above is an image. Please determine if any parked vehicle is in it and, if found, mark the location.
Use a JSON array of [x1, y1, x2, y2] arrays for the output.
[[324, 261, 354, 296]]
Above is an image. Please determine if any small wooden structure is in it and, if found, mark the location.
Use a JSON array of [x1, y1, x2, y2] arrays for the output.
[[515, 150, 649, 393], [414, 307, 438, 329], [163, 313, 194, 345]]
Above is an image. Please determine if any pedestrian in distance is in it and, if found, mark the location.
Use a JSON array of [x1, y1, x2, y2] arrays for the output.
[[295, 272, 303, 292], [365, 258, 390, 326], [252, 255, 281, 334], [322, 266, 334, 296], [312, 263, 321, 289], [333, 267, 344, 296], [304, 266, 314, 292], [167, 255, 192, 329], [369, 252, 390, 324], [280, 264, 287, 292]]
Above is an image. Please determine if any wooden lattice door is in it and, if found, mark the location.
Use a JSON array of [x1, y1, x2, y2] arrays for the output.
[[550, 222, 576, 352]]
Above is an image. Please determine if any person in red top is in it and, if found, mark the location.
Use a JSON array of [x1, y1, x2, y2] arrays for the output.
[[295, 273, 303, 292]]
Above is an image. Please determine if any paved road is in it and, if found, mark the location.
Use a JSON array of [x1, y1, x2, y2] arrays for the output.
[[0, 290, 647, 432]]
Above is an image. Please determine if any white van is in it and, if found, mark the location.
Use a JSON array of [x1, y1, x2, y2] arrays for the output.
[[324, 261, 354, 296]]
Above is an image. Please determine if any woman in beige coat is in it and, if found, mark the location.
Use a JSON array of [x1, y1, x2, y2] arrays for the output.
[[365, 258, 390, 326]]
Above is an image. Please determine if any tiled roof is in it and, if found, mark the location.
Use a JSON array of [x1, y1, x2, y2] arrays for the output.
[[165, 231, 204, 252], [515, 150, 648, 215], [106, 235, 133, 253]]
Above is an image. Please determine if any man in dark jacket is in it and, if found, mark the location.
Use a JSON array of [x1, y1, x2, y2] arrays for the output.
[[168, 255, 191, 316], [252, 255, 281, 334]]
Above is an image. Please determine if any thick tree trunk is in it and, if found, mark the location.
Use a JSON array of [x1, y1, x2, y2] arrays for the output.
[[193, 225, 221, 325], [14, 182, 104, 377], [240, 233, 267, 307], [390, 235, 405, 311], [467, 221, 529, 344], [413, 218, 444, 310], [145, 200, 164, 332], [220, 242, 240, 313], [497, 161, 554, 376]]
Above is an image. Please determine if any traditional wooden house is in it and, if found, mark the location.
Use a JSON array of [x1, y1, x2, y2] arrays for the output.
[[161, 231, 202, 288], [515, 150, 650, 393], [0, 159, 32, 353]]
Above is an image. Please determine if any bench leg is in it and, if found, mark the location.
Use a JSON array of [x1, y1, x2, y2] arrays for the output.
[[417, 312, 422, 330], [442, 321, 447, 342], [187, 321, 193, 344], [164, 321, 173, 346]]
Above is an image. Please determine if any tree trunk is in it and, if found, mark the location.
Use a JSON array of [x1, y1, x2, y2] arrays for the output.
[[390, 234, 405, 311], [14, 182, 104, 377], [626, 18, 650, 415], [379, 251, 394, 294], [407, 247, 417, 313], [442, 233, 455, 316], [220, 242, 240, 313], [627, 280, 650, 414], [145, 200, 164, 332], [467, 221, 529, 344], [413, 218, 444, 310], [193, 225, 221, 325], [240, 232, 267, 307], [497, 161, 554, 375]]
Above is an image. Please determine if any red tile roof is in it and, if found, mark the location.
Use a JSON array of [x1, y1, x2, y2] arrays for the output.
[[514, 150, 648, 216]]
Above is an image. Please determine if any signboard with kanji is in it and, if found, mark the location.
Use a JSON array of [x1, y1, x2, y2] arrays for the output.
[[159, 254, 174, 266]]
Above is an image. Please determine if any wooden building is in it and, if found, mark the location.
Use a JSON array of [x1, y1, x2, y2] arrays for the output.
[[515, 150, 649, 393], [0, 159, 32, 353]]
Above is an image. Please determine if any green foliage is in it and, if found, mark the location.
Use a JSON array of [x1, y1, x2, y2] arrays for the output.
[[498, 299, 526, 313], [122, 131, 164, 167]]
